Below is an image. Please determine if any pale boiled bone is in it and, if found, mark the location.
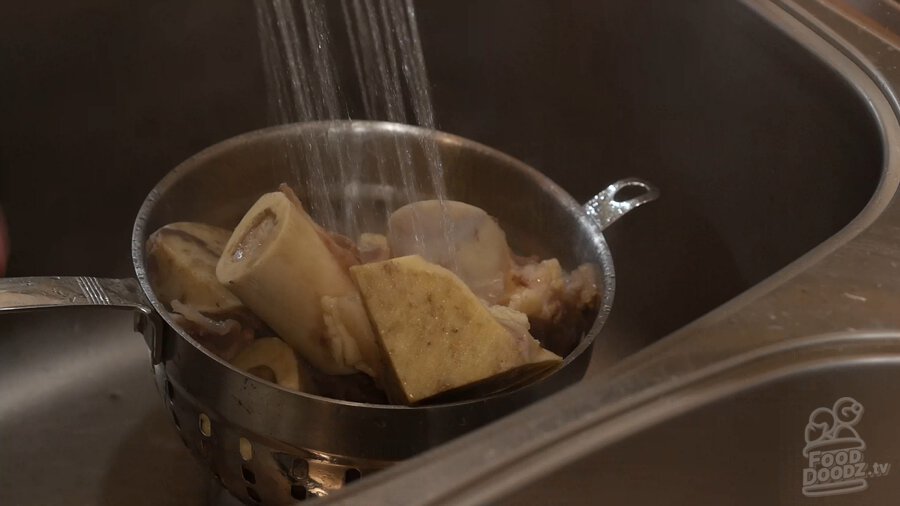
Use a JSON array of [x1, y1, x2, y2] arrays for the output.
[[231, 337, 312, 392], [216, 191, 379, 376], [146, 222, 245, 316], [387, 200, 513, 305]]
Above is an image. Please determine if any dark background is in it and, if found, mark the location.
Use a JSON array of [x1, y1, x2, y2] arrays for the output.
[[0, 0, 882, 355]]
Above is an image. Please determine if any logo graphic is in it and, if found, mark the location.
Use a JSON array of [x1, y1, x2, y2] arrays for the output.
[[802, 397, 890, 497]]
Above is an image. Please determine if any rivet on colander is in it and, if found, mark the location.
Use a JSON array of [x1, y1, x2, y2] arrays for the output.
[[199, 413, 212, 437], [239, 437, 253, 461]]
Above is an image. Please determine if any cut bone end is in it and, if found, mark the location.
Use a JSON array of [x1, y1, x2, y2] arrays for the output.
[[216, 191, 362, 376], [217, 195, 288, 284], [231, 337, 311, 392], [231, 209, 277, 263]]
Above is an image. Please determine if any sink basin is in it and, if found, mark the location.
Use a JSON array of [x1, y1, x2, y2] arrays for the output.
[[419, 0, 883, 368], [0, 0, 892, 504]]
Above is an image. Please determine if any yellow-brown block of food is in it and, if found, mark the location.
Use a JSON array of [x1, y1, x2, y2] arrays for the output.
[[350, 255, 561, 404]]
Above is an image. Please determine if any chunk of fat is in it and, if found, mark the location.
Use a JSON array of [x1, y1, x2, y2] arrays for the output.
[[358, 233, 391, 263], [507, 258, 566, 321], [321, 293, 384, 379], [169, 299, 252, 361], [507, 259, 601, 323]]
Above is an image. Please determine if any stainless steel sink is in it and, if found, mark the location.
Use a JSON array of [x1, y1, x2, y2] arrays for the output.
[[1, 0, 898, 504], [419, 0, 884, 369]]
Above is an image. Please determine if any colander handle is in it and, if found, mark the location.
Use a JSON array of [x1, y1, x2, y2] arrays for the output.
[[0, 276, 163, 363], [584, 177, 660, 231]]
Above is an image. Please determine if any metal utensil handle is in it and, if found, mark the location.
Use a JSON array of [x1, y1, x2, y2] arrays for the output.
[[584, 177, 660, 231], [0, 276, 162, 363]]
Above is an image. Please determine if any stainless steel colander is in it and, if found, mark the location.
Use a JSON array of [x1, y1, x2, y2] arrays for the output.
[[0, 121, 657, 504]]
